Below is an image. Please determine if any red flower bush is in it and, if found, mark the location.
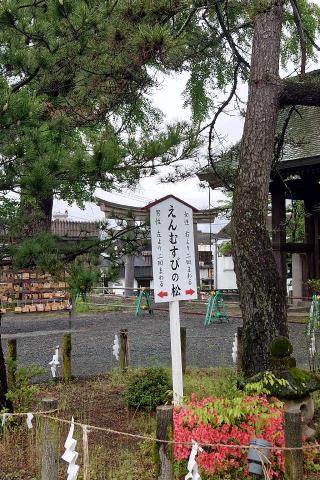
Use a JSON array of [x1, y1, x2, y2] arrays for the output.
[[174, 395, 286, 479]]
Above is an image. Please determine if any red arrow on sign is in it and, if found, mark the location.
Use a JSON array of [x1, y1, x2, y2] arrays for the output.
[[158, 291, 168, 298], [185, 289, 195, 295]]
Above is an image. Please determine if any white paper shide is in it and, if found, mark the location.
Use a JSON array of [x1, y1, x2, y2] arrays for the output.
[[112, 334, 120, 360], [49, 345, 60, 378], [62, 417, 80, 480], [26, 412, 34, 430], [232, 332, 238, 364], [185, 440, 203, 480], [1, 413, 8, 428]]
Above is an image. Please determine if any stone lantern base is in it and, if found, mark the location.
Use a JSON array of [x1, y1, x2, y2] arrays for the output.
[[285, 394, 316, 439]]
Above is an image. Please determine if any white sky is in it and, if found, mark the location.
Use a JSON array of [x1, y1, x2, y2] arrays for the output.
[[55, 72, 245, 231]]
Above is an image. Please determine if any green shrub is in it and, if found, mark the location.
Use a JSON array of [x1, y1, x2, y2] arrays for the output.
[[307, 278, 320, 294], [218, 241, 232, 257], [124, 368, 171, 411], [6, 363, 45, 412]]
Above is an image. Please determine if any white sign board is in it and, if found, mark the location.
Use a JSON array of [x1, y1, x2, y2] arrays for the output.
[[150, 196, 198, 303]]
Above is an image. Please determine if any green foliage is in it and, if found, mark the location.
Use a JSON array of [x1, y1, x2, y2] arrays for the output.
[[0, 0, 201, 201], [10, 233, 62, 271], [219, 241, 232, 257], [269, 336, 293, 358], [307, 278, 320, 294], [282, 0, 320, 68], [184, 61, 212, 124], [244, 371, 290, 396], [286, 200, 305, 243], [67, 262, 100, 300], [0, 0, 202, 277], [189, 392, 284, 433], [76, 299, 126, 313], [249, 0, 274, 16], [124, 368, 171, 411], [244, 367, 320, 399], [103, 265, 120, 284], [5, 363, 45, 412]]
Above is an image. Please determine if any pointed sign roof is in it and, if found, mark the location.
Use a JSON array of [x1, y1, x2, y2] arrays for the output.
[[144, 194, 198, 212]]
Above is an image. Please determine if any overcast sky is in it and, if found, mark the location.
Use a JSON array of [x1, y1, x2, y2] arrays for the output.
[[55, 71, 245, 231]]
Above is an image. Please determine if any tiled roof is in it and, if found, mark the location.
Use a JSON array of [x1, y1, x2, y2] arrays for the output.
[[279, 106, 320, 162], [51, 220, 100, 238], [215, 223, 232, 239], [0, 220, 100, 239]]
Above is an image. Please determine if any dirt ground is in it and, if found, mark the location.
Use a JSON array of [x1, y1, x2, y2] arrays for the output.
[[0, 374, 156, 480]]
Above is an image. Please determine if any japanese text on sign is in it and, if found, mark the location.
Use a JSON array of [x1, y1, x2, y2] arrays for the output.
[[150, 197, 198, 303]]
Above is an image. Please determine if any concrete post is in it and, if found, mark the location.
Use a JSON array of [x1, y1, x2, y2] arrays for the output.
[[124, 254, 135, 297], [124, 219, 135, 297]]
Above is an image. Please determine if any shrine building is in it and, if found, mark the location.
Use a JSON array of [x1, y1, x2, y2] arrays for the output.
[[200, 105, 320, 299]]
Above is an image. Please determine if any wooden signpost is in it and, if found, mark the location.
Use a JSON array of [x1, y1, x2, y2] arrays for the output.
[[148, 195, 198, 405]]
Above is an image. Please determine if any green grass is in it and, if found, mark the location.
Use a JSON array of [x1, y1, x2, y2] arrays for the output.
[[0, 367, 243, 480], [110, 366, 240, 403], [75, 298, 131, 313], [184, 367, 240, 399]]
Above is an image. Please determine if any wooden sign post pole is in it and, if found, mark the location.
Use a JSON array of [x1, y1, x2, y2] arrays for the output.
[[169, 301, 183, 405], [147, 195, 198, 408]]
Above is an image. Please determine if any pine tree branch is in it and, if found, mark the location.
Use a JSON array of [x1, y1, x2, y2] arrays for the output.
[[289, 0, 307, 75], [11, 67, 41, 92], [206, 62, 240, 192], [213, 0, 250, 70], [285, 0, 320, 53], [17, 0, 46, 8], [5, 11, 52, 52], [274, 105, 296, 163], [62, 224, 142, 262], [174, 6, 198, 38], [306, 32, 320, 52]]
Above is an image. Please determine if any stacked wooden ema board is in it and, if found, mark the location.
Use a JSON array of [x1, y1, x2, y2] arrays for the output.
[[0, 267, 70, 313]]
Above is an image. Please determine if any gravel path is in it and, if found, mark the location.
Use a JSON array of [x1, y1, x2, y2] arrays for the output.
[[0, 311, 310, 380]]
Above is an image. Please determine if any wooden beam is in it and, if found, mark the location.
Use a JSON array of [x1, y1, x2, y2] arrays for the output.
[[281, 243, 312, 253], [280, 75, 320, 107]]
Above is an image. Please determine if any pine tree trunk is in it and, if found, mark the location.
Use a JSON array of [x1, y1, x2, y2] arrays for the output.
[[231, 0, 288, 377], [21, 193, 53, 235], [39, 196, 54, 232]]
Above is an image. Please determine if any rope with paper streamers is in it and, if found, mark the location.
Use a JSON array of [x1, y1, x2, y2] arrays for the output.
[[1, 409, 318, 480], [1, 410, 319, 451]]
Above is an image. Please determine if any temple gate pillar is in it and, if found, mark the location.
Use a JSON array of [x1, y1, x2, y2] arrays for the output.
[[292, 253, 303, 305], [124, 219, 135, 297], [271, 182, 287, 287]]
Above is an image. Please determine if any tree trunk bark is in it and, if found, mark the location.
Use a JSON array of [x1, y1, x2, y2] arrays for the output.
[[39, 195, 54, 232], [20, 193, 53, 235], [0, 314, 13, 411], [231, 0, 288, 377]]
